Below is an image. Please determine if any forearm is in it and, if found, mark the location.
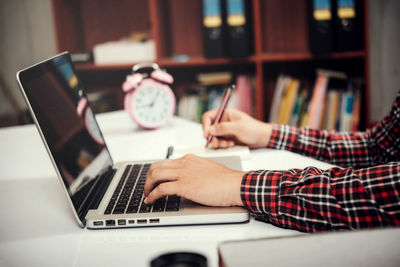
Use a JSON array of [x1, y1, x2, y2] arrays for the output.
[[240, 162, 400, 232]]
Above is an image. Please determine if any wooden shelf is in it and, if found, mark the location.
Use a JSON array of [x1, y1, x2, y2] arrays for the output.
[[259, 50, 366, 62], [75, 50, 366, 71], [75, 57, 256, 71], [157, 56, 256, 67], [52, 0, 369, 126]]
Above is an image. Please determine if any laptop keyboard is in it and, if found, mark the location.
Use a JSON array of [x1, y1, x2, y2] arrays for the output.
[[104, 164, 180, 215]]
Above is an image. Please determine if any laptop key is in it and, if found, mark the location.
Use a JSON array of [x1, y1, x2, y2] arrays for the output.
[[126, 206, 138, 213], [113, 208, 125, 214], [139, 203, 152, 213], [152, 196, 166, 212], [166, 195, 180, 211], [105, 209, 112, 214]]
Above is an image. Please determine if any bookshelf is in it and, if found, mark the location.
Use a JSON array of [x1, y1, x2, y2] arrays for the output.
[[51, 0, 369, 128]]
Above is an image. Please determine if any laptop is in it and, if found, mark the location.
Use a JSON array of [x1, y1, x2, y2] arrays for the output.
[[16, 52, 249, 229]]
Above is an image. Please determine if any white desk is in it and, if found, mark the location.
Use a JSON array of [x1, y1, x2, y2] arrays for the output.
[[0, 111, 335, 267]]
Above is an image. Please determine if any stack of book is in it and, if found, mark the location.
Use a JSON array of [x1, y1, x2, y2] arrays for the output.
[[178, 72, 254, 122], [309, 0, 363, 54], [269, 70, 361, 131]]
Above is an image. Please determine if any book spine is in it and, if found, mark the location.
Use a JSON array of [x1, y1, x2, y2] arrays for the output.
[[333, 0, 363, 52], [280, 79, 300, 125], [307, 74, 330, 129], [203, 0, 225, 58], [234, 75, 253, 115], [225, 0, 252, 58], [352, 88, 361, 131], [269, 75, 288, 123], [308, 0, 333, 54], [289, 89, 307, 127]]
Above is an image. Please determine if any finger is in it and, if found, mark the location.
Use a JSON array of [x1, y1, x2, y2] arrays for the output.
[[227, 140, 235, 147], [144, 167, 179, 196], [218, 139, 231, 148], [144, 181, 180, 204], [202, 109, 218, 138], [202, 108, 233, 138], [149, 158, 181, 170], [211, 136, 221, 148], [210, 121, 239, 138]]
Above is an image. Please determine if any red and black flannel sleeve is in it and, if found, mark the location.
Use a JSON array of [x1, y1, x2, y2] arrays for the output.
[[240, 91, 400, 232], [241, 163, 400, 232]]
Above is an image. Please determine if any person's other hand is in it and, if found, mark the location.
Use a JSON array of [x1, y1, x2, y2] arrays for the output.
[[144, 154, 245, 207], [202, 108, 272, 149]]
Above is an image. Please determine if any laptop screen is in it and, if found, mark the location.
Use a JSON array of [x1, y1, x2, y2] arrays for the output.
[[17, 53, 113, 215]]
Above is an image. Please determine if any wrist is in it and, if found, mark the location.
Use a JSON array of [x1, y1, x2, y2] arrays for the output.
[[229, 171, 245, 206], [255, 122, 273, 148]]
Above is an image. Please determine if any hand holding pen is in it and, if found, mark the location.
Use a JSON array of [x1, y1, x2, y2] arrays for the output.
[[205, 85, 234, 148], [202, 90, 273, 149]]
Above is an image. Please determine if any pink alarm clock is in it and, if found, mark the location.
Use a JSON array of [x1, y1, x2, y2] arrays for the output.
[[122, 63, 175, 129]]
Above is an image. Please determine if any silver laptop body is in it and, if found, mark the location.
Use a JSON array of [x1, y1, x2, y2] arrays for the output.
[[16, 52, 249, 229]]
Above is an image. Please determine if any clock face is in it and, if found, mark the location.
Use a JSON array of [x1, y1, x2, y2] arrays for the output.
[[128, 79, 175, 129]]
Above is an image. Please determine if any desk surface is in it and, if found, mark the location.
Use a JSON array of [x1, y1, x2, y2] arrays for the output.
[[0, 111, 335, 267]]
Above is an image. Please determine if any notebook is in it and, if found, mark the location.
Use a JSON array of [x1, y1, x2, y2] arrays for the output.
[[16, 52, 249, 229], [168, 145, 251, 161]]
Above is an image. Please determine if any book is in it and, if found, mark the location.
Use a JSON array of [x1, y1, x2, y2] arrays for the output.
[[289, 89, 308, 127], [202, 0, 225, 58], [268, 70, 364, 131], [299, 88, 312, 127], [306, 69, 346, 129], [234, 75, 253, 115], [352, 87, 361, 131], [196, 71, 233, 86], [177, 73, 254, 123], [225, 0, 252, 58], [308, 0, 333, 54], [208, 86, 225, 110], [339, 90, 354, 131], [178, 87, 206, 122], [93, 39, 155, 65], [306, 73, 330, 128], [324, 89, 340, 130], [333, 0, 363, 52], [269, 75, 290, 123], [277, 79, 300, 125]]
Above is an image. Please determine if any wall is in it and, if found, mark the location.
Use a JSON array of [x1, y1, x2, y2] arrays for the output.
[[0, 0, 56, 118], [368, 0, 400, 122]]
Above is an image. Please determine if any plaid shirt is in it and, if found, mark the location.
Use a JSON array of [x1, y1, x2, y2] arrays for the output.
[[241, 91, 400, 232]]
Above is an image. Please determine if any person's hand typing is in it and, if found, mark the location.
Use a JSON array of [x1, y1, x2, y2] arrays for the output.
[[202, 108, 273, 149], [144, 154, 245, 207]]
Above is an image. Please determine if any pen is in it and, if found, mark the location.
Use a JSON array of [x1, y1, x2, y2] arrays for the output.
[[166, 145, 174, 159], [205, 85, 234, 148]]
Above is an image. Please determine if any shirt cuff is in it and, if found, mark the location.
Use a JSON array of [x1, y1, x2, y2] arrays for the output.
[[267, 123, 298, 151], [240, 170, 280, 222]]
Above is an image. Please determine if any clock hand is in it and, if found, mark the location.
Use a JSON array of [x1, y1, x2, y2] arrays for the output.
[[149, 90, 160, 108], [135, 97, 155, 109]]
